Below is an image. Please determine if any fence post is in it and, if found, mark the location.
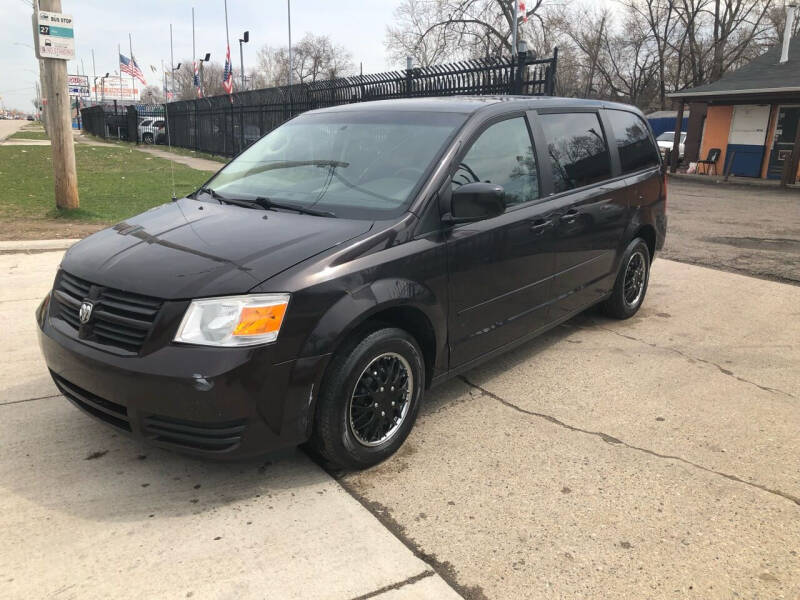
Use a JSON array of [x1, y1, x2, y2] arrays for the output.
[[513, 50, 526, 95], [547, 46, 559, 96], [405, 56, 414, 97]]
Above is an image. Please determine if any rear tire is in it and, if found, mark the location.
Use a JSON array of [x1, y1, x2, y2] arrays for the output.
[[602, 238, 650, 319], [309, 327, 424, 471]]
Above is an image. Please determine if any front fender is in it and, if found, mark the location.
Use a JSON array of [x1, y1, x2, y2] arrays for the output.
[[298, 277, 447, 369]]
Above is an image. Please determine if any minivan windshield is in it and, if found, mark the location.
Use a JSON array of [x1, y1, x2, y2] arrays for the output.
[[205, 110, 467, 220]]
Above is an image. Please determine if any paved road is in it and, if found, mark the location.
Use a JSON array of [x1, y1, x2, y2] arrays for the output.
[[2, 249, 798, 599], [663, 178, 800, 284], [344, 259, 800, 599], [0, 119, 25, 141], [0, 250, 461, 600]]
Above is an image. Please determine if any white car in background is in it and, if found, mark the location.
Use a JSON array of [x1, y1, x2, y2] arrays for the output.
[[138, 118, 166, 144], [656, 131, 686, 160]]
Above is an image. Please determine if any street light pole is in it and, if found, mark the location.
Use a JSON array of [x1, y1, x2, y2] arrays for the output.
[[238, 31, 249, 91], [199, 53, 210, 97]]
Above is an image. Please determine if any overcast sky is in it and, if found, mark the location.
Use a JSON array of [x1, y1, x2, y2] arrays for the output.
[[1, 0, 402, 112]]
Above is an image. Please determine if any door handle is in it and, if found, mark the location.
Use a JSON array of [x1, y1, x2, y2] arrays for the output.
[[560, 209, 580, 223], [529, 219, 551, 233]]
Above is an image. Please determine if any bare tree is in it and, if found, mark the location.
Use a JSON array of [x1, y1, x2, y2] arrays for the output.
[[140, 85, 164, 104], [384, 0, 547, 66], [253, 33, 353, 87]]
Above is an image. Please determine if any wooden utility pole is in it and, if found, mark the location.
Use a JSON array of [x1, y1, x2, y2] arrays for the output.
[[38, 0, 79, 210]]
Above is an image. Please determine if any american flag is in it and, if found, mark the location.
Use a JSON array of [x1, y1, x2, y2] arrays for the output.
[[222, 44, 234, 95], [119, 53, 147, 85], [519, 2, 528, 23], [193, 61, 202, 98]]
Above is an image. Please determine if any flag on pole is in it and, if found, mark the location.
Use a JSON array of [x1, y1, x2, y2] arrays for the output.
[[222, 44, 234, 95], [120, 53, 147, 85], [193, 61, 202, 98], [519, 2, 528, 23]]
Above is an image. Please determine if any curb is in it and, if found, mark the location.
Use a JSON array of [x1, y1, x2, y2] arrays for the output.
[[0, 239, 80, 253]]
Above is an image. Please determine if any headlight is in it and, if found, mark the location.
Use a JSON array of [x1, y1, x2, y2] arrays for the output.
[[174, 294, 290, 347]]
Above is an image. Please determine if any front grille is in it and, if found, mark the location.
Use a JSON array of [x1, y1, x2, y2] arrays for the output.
[[52, 372, 132, 432], [52, 270, 162, 353], [143, 415, 246, 452]]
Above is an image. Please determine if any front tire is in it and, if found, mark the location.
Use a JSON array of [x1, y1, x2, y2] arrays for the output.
[[310, 327, 424, 470], [142, 133, 154, 144], [602, 238, 650, 319]]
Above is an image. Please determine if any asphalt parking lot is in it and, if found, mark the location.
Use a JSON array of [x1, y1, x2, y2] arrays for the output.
[[662, 178, 800, 285], [2, 245, 799, 598]]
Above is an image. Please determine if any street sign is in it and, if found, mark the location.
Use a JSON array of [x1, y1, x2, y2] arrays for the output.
[[34, 11, 75, 60], [67, 74, 90, 97]]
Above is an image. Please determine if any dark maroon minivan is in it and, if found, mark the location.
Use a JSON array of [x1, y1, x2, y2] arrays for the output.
[[37, 96, 666, 469]]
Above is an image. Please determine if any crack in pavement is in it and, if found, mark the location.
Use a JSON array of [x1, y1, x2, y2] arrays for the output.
[[459, 376, 800, 508], [347, 570, 435, 600], [0, 393, 60, 407], [581, 320, 797, 400]]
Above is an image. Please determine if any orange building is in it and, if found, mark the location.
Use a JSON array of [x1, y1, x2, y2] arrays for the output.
[[669, 23, 800, 181]]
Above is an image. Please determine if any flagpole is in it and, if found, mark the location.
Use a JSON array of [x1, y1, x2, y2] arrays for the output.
[[224, 0, 232, 96], [129, 33, 136, 101], [287, 0, 293, 86], [170, 24, 175, 101], [117, 43, 121, 103], [91, 49, 97, 104]]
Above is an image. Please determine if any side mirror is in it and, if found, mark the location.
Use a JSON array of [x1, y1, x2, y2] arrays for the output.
[[448, 182, 505, 223]]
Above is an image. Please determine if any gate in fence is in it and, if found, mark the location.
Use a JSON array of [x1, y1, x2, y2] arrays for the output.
[[82, 50, 557, 157]]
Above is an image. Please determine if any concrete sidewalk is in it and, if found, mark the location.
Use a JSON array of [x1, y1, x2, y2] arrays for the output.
[[0, 250, 462, 600], [135, 145, 225, 172]]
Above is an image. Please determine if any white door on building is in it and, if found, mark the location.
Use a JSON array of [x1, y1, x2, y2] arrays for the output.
[[727, 104, 770, 176]]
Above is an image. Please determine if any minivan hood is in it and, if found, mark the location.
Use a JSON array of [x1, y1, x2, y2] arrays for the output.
[[61, 198, 373, 299]]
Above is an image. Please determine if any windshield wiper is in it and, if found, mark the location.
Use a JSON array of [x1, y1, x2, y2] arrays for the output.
[[252, 196, 337, 218], [198, 187, 336, 217], [196, 186, 233, 203]]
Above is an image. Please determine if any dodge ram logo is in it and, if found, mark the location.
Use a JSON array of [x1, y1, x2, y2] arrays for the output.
[[79, 301, 94, 324]]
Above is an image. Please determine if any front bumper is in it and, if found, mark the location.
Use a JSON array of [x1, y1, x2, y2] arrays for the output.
[[37, 299, 330, 459]]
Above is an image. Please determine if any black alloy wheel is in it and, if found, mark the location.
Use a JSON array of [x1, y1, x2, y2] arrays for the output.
[[309, 327, 424, 470], [348, 352, 413, 447], [602, 237, 651, 319]]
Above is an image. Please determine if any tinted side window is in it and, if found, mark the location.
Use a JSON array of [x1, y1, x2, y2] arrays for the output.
[[453, 117, 539, 207], [606, 110, 660, 173], [539, 113, 611, 193]]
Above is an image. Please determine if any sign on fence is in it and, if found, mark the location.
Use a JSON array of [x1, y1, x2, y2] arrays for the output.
[[34, 11, 75, 60], [68, 74, 90, 97]]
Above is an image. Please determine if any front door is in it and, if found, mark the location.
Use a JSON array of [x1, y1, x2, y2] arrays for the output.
[[446, 116, 557, 368], [767, 106, 800, 179]]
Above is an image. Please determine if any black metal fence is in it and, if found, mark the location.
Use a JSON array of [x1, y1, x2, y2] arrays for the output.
[[81, 102, 133, 140], [83, 50, 557, 157]]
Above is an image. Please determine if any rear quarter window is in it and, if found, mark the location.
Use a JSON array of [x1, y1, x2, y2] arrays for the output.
[[606, 110, 660, 173], [539, 112, 611, 193]]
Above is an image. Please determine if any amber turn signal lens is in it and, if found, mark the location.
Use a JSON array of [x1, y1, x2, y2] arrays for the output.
[[233, 303, 288, 336]]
